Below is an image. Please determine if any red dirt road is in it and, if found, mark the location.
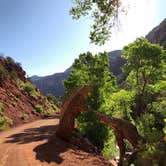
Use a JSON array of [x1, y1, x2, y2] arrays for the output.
[[0, 118, 116, 166]]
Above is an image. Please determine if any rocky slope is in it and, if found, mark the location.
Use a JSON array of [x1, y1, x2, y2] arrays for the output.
[[146, 18, 166, 47], [0, 56, 59, 130]]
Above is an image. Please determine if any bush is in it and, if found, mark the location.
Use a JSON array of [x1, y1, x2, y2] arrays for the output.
[[35, 104, 43, 113], [0, 116, 13, 130], [10, 71, 18, 80], [6, 56, 15, 65], [20, 114, 29, 120], [23, 82, 34, 94], [0, 102, 3, 113], [22, 82, 41, 99], [46, 93, 58, 105], [0, 65, 8, 81]]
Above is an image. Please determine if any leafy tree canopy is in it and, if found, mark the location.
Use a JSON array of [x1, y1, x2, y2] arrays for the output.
[[70, 0, 122, 45], [64, 52, 116, 148]]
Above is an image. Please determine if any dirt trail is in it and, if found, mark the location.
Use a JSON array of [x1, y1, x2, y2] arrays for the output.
[[0, 118, 116, 166]]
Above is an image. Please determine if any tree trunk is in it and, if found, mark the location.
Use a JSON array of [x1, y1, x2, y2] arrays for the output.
[[97, 112, 141, 165], [56, 86, 92, 141]]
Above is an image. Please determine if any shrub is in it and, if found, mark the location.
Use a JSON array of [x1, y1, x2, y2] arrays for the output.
[[0, 102, 3, 113], [23, 82, 34, 94], [47, 93, 58, 105], [10, 71, 18, 80], [20, 114, 29, 120], [0, 65, 8, 81], [6, 56, 15, 65], [35, 104, 43, 113], [22, 82, 41, 99], [0, 116, 13, 130]]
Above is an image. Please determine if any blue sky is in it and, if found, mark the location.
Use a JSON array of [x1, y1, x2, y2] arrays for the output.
[[0, 0, 165, 76]]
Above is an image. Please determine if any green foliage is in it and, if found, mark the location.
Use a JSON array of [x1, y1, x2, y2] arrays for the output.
[[23, 82, 35, 94], [22, 82, 41, 99], [123, 38, 166, 116], [20, 114, 29, 120], [70, 0, 122, 45], [0, 116, 13, 130], [64, 52, 116, 148], [6, 56, 15, 65], [109, 90, 135, 120], [0, 102, 4, 112], [10, 71, 18, 80], [0, 65, 8, 81], [0, 102, 13, 130], [123, 38, 165, 90], [121, 38, 166, 164], [134, 111, 166, 165], [102, 130, 119, 158], [44, 109, 54, 116], [46, 93, 58, 105], [0, 56, 23, 82], [35, 104, 43, 113]]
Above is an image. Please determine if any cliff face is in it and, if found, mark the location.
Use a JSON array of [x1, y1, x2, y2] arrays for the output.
[[146, 18, 166, 48], [31, 68, 71, 97], [0, 56, 58, 129]]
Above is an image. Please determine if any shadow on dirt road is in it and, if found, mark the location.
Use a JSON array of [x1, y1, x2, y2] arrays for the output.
[[4, 124, 72, 164]]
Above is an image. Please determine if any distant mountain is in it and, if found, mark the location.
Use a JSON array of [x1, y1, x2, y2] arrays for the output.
[[146, 18, 166, 47], [31, 51, 124, 97], [31, 67, 72, 97], [31, 18, 166, 97]]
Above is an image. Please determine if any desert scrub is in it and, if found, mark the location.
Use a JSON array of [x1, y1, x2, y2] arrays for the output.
[[0, 116, 13, 130], [22, 82, 41, 99], [0, 65, 8, 81], [0, 102, 3, 112], [44, 109, 55, 116], [0, 103, 13, 130], [20, 114, 29, 120], [35, 104, 43, 113], [12, 101, 17, 107], [10, 71, 18, 80], [23, 82, 34, 94]]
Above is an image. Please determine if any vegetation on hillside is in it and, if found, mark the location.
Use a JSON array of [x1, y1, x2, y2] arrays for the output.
[[0, 102, 13, 130], [64, 38, 166, 165], [0, 56, 59, 130]]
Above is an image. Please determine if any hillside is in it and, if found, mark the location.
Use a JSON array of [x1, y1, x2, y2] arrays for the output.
[[0, 56, 59, 130], [146, 18, 166, 47]]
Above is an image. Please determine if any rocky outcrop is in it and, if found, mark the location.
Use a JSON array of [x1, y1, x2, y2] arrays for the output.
[[146, 18, 166, 48], [31, 67, 72, 97]]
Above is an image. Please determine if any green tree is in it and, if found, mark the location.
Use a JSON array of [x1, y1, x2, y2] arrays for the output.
[[64, 52, 116, 148], [70, 0, 122, 45], [123, 38, 166, 116], [122, 38, 166, 165]]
